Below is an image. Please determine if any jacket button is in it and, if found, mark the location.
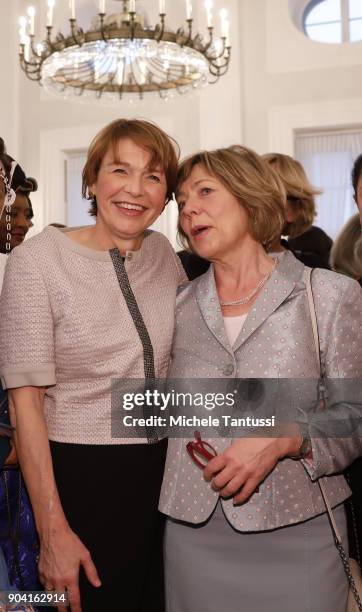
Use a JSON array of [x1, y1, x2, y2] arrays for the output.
[[223, 364, 235, 376]]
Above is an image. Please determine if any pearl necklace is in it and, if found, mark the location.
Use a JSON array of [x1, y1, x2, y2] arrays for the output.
[[219, 260, 276, 306]]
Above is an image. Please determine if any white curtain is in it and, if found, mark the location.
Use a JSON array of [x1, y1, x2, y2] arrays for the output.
[[65, 151, 92, 227], [295, 130, 362, 239], [150, 198, 179, 250]]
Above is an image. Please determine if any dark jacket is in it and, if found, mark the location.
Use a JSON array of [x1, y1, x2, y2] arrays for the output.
[[287, 225, 333, 269]]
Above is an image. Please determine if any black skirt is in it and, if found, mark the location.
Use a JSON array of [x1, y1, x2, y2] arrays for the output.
[[50, 439, 167, 612]]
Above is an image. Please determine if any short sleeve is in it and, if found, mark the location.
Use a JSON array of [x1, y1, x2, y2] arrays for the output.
[[0, 247, 56, 389]]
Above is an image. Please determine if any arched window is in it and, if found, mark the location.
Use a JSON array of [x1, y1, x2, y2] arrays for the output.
[[303, 0, 362, 43]]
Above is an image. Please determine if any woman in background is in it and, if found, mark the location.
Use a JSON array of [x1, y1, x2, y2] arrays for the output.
[[352, 154, 362, 287], [0, 152, 36, 255], [263, 152, 333, 268], [0, 138, 40, 600]]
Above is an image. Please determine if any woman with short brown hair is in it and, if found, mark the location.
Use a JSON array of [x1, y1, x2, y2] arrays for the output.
[[177, 145, 286, 252], [0, 119, 186, 611]]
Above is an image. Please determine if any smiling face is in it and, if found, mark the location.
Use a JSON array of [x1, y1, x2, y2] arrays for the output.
[[177, 164, 253, 261], [0, 192, 32, 253], [90, 138, 167, 250]]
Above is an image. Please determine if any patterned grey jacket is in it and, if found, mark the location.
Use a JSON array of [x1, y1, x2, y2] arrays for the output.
[[159, 251, 362, 531]]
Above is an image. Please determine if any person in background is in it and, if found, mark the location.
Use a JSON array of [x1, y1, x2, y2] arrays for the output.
[[263, 153, 333, 268], [0, 138, 41, 598], [0, 138, 13, 593], [176, 248, 209, 280], [353, 152, 362, 231], [0, 152, 36, 254], [337, 153, 362, 576], [0, 119, 186, 612], [330, 213, 362, 282]]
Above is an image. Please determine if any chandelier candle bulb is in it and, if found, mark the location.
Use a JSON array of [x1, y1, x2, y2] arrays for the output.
[[219, 8, 229, 38], [129, 0, 135, 12], [186, 0, 192, 19], [99, 0, 106, 14], [47, 0, 55, 27], [204, 0, 213, 28], [27, 6, 35, 36], [69, 0, 76, 19], [159, 0, 166, 15]]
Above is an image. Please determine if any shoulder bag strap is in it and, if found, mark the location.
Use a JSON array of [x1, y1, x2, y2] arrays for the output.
[[303, 267, 362, 610]]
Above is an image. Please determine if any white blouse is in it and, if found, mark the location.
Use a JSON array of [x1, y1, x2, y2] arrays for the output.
[[222, 313, 247, 346]]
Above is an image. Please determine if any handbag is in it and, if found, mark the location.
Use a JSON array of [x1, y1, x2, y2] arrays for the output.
[[303, 267, 362, 612]]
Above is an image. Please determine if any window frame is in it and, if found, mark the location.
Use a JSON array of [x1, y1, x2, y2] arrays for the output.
[[302, 0, 360, 43]]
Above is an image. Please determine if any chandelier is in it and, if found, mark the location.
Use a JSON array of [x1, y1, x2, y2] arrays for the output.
[[18, 0, 231, 102]]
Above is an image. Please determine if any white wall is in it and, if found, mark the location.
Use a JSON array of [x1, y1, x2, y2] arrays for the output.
[[0, 0, 20, 157], [240, 0, 362, 153]]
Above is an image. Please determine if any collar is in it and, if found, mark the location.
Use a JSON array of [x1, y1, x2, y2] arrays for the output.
[[195, 251, 305, 353]]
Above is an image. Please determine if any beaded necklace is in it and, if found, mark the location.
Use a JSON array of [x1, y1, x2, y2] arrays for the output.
[[219, 258, 277, 306]]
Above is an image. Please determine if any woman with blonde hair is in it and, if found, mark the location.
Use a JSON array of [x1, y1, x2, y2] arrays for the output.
[[263, 152, 333, 267], [160, 145, 362, 612]]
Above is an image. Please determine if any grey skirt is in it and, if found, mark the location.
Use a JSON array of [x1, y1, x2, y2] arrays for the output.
[[164, 501, 349, 612]]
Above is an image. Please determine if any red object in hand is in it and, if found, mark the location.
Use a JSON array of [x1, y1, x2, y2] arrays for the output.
[[186, 431, 217, 469]]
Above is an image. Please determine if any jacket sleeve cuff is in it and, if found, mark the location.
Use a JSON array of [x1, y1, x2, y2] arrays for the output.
[[1, 363, 56, 389]]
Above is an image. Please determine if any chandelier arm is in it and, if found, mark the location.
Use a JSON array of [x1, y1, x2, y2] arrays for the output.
[[29, 34, 39, 58], [203, 27, 214, 52], [19, 60, 41, 80], [208, 56, 230, 71], [45, 26, 57, 54], [208, 74, 220, 85], [129, 11, 137, 40], [69, 19, 85, 46], [19, 55, 42, 75], [99, 13, 109, 42], [209, 62, 230, 78], [185, 19, 193, 45], [154, 14, 166, 42], [204, 38, 227, 62], [208, 64, 221, 77]]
